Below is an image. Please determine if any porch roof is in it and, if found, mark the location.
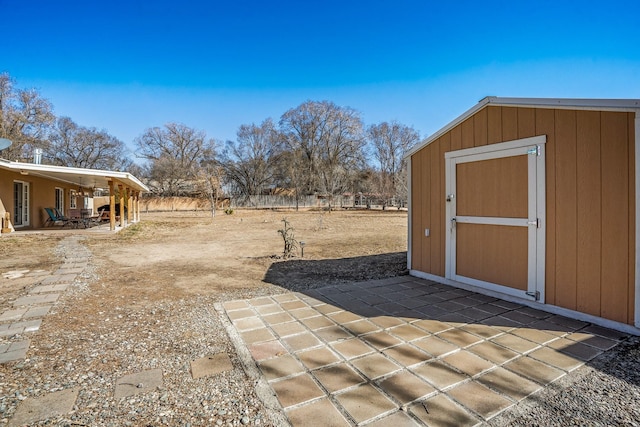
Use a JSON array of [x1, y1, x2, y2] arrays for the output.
[[0, 158, 149, 192]]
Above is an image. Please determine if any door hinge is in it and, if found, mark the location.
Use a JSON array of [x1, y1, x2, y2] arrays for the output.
[[526, 291, 540, 301], [527, 218, 540, 228], [527, 146, 541, 156]]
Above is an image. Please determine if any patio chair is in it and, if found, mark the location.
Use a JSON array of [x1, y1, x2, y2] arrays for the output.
[[44, 207, 70, 227]]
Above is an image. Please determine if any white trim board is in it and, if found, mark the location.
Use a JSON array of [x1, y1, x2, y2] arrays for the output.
[[410, 270, 640, 336]]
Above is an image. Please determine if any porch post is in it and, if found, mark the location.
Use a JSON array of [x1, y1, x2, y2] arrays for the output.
[[109, 180, 116, 231], [135, 191, 140, 222], [128, 187, 133, 224], [118, 184, 125, 227]]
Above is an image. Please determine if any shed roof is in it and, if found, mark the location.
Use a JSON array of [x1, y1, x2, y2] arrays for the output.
[[0, 158, 149, 192], [406, 96, 640, 158]]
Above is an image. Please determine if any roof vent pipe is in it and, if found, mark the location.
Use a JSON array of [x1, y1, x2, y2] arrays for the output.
[[33, 148, 42, 164]]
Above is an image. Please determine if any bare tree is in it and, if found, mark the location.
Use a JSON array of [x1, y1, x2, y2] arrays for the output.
[[279, 101, 366, 210], [135, 123, 215, 196], [47, 116, 130, 170], [0, 72, 55, 161], [220, 119, 281, 203], [368, 121, 420, 208]]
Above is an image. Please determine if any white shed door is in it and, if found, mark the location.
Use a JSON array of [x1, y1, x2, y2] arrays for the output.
[[445, 136, 546, 302]]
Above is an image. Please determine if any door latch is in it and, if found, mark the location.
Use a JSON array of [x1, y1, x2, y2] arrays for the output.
[[446, 194, 455, 202], [526, 291, 540, 301]]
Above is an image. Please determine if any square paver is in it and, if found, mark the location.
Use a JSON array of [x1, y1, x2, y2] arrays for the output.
[[511, 327, 558, 345], [250, 297, 276, 307], [23, 305, 53, 319], [437, 329, 483, 348], [248, 340, 288, 361], [413, 336, 458, 357], [314, 304, 342, 315], [9, 388, 79, 427], [351, 353, 401, 380], [491, 333, 539, 354], [13, 293, 60, 306], [289, 307, 320, 320], [233, 316, 265, 331], [312, 363, 365, 393], [563, 333, 618, 350], [460, 323, 503, 339], [365, 411, 423, 427], [383, 343, 432, 367], [411, 360, 468, 390], [547, 338, 604, 361], [409, 393, 480, 427], [262, 311, 294, 325], [328, 311, 362, 323], [223, 300, 250, 310], [335, 383, 397, 424], [115, 369, 163, 399], [442, 350, 494, 377], [342, 319, 380, 336], [283, 332, 321, 352], [241, 328, 276, 344], [255, 304, 283, 315], [389, 324, 429, 341], [0, 308, 27, 322], [271, 373, 324, 408], [447, 380, 512, 420], [468, 341, 519, 365], [286, 398, 350, 427], [259, 354, 305, 381], [361, 331, 402, 350], [528, 347, 584, 372], [300, 315, 335, 330], [314, 325, 353, 343], [378, 370, 436, 404], [504, 356, 565, 385], [280, 300, 307, 310], [226, 308, 255, 320], [296, 347, 341, 370], [331, 338, 375, 359], [190, 353, 234, 379], [369, 315, 406, 329], [477, 367, 542, 401], [271, 321, 307, 337]]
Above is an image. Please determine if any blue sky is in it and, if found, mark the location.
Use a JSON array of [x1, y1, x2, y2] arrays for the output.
[[2, 0, 639, 158]]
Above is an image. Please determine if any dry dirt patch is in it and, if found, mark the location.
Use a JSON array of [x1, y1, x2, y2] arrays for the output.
[[87, 209, 408, 301]]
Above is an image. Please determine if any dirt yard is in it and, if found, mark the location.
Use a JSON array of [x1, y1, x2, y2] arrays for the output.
[[87, 209, 408, 302]]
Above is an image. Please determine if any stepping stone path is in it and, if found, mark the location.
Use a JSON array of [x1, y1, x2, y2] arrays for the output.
[[1, 235, 235, 425]]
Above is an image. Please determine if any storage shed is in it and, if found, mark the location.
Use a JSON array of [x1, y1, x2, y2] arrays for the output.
[[406, 97, 640, 333]]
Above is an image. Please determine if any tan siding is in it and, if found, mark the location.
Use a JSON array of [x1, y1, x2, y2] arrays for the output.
[[555, 109, 578, 311], [487, 106, 502, 144], [502, 107, 518, 141], [601, 111, 629, 323], [411, 154, 422, 272], [518, 108, 536, 139], [450, 125, 462, 151], [430, 139, 443, 276], [576, 111, 602, 317], [473, 108, 488, 146], [536, 108, 557, 305], [440, 133, 451, 276], [461, 117, 474, 149]]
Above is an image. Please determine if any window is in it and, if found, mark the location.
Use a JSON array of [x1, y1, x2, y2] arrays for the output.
[[55, 188, 64, 214], [70, 190, 77, 209]]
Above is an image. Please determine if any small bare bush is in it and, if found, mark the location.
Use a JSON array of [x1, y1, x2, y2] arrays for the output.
[[278, 218, 298, 259]]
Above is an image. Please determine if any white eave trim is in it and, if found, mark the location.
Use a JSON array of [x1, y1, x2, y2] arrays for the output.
[[405, 96, 640, 159], [0, 159, 149, 192]]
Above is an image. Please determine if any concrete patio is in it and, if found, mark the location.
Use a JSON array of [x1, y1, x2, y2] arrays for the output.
[[222, 276, 626, 426]]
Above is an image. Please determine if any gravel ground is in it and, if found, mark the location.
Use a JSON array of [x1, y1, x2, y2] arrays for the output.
[[490, 335, 640, 426], [0, 237, 285, 426], [2, 235, 640, 426]]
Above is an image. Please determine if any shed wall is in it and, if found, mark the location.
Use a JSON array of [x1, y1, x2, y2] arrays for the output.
[[411, 106, 636, 325]]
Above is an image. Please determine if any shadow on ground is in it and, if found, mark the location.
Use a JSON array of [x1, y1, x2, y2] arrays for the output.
[[263, 251, 408, 291]]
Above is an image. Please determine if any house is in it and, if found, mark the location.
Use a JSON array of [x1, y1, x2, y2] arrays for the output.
[[406, 97, 640, 333], [0, 158, 149, 232]]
